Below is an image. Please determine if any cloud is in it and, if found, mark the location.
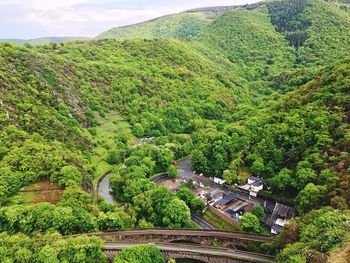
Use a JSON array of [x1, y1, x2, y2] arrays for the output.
[[0, 0, 260, 39]]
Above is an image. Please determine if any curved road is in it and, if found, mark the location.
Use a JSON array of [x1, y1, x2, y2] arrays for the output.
[[103, 242, 275, 263], [92, 229, 273, 242], [97, 173, 116, 204]]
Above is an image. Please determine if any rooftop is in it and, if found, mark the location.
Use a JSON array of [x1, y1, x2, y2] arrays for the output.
[[248, 176, 264, 183], [252, 181, 263, 187], [207, 190, 223, 198], [267, 203, 295, 227], [214, 193, 236, 206]]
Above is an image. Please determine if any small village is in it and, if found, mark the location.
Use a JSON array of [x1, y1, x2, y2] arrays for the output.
[[158, 159, 295, 235]]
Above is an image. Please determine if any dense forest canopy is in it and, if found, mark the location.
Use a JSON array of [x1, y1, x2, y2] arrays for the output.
[[1, 0, 350, 262]]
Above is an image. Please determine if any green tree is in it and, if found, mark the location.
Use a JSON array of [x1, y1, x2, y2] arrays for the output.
[[293, 167, 317, 191], [295, 183, 327, 214], [132, 123, 145, 137], [251, 157, 265, 177], [239, 212, 260, 233], [59, 185, 93, 211], [191, 149, 209, 174], [138, 218, 154, 229], [113, 245, 165, 263], [176, 186, 205, 213], [150, 147, 174, 173], [106, 150, 121, 165], [271, 168, 292, 192], [97, 210, 136, 231], [167, 165, 178, 178], [123, 179, 153, 202], [162, 198, 191, 228], [276, 242, 307, 263], [53, 165, 82, 187], [251, 205, 266, 220]]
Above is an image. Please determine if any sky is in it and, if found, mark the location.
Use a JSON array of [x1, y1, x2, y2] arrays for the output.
[[0, 0, 260, 39]]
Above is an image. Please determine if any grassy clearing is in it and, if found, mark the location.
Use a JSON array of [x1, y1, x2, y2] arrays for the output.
[[86, 111, 135, 184], [328, 242, 350, 263], [20, 180, 63, 204], [203, 209, 239, 232]]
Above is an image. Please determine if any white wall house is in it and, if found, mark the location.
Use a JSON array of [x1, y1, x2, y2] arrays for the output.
[[247, 176, 264, 197]]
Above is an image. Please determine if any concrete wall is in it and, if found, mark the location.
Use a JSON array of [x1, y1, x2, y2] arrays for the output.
[[208, 206, 240, 229]]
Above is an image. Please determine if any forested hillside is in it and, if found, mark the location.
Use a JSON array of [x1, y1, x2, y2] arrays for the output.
[[197, 5, 295, 82], [1, 0, 350, 262], [98, 12, 213, 40], [97, 6, 241, 40]]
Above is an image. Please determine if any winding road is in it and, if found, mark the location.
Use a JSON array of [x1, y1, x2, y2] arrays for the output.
[[97, 173, 116, 204]]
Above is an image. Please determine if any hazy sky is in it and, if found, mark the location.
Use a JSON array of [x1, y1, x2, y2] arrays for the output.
[[0, 0, 260, 39]]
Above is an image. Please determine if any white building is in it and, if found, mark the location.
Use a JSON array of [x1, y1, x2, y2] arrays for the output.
[[213, 177, 226, 185], [269, 203, 295, 235], [246, 176, 264, 197]]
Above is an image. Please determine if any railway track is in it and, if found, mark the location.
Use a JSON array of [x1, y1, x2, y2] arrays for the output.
[[89, 229, 273, 242]]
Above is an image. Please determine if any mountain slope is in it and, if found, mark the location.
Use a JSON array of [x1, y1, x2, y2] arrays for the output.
[[191, 0, 350, 92], [0, 37, 89, 46], [196, 4, 295, 82], [97, 12, 213, 40], [267, 0, 350, 67], [1, 38, 246, 140], [97, 4, 266, 41]]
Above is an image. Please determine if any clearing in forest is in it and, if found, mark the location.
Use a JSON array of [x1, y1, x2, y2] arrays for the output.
[[87, 111, 135, 183], [20, 180, 63, 204]]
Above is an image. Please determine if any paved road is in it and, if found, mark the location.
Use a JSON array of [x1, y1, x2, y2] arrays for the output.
[[97, 173, 116, 204], [103, 242, 275, 263], [177, 158, 193, 180], [191, 214, 215, 230], [94, 229, 273, 242]]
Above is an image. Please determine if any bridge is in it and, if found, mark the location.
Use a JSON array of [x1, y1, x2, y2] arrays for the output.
[[92, 229, 273, 244], [103, 242, 275, 263], [89, 229, 274, 262]]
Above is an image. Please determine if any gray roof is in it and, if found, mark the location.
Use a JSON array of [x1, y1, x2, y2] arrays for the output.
[[252, 180, 263, 187], [249, 176, 263, 182], [214, 193, 236, 206], [267, 203, 295, 227]]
